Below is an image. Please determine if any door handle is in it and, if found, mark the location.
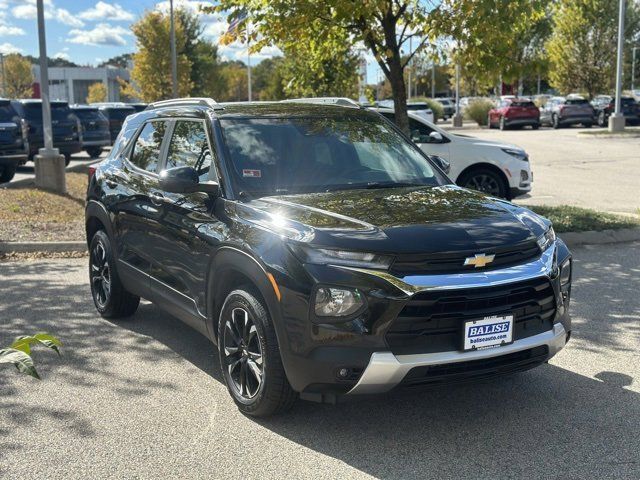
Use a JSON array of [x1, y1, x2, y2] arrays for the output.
[[149, 192, 166, 205]]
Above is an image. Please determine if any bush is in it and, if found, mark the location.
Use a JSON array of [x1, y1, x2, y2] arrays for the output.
[[411, 97, 444, 122], [464, 98, 494, 126]]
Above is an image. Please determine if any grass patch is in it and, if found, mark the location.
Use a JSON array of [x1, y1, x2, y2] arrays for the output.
[[0, 172, 87, 242], [526, 205, 640, 233]]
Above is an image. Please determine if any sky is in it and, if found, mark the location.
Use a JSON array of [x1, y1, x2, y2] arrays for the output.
[[0, 0, 385, 83]]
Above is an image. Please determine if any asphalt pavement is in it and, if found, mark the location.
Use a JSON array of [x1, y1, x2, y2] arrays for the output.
[[1, 242, 639, 479]]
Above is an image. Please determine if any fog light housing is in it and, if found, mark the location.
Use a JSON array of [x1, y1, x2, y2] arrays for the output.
[[315, 287, 364, 317]]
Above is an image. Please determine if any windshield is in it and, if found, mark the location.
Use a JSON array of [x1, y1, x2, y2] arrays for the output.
[[407, 104, 429, 111], [566, 99, 589, 105], [220, 116, 446, 198]]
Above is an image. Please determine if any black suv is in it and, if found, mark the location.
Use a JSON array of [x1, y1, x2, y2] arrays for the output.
[[85, 98, 572, 417], [11, 99, 82, 163], [70, 105, 111, 158], [91, 103, 136, 144], [0, 99, 28, 183]]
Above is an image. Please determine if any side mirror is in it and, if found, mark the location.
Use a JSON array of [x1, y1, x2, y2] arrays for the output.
[[429, 131, 444, 143], [159, 166, 219, 196], [428, 155, 450, 174]]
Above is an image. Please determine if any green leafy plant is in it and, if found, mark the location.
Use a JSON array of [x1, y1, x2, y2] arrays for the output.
[[465, 99, 495, 126], [0, 333, 62, 379], [413, 97, 445, 123]]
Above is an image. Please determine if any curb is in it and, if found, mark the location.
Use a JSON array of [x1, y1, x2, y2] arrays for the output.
[[0, 241, 87, 254], [1, 229, 639, 255], [559, 228, 640, 248]]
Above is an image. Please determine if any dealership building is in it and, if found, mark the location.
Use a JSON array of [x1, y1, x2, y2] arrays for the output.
[[31, 65, 131, 104]]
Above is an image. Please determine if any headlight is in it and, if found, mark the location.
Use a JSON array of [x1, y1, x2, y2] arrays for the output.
[[315, 287, 364, 317], [537, 226, 556, 251], [502, 148, 529, 162], [560, 258, 571, 285], [290, 244, 393, 270]]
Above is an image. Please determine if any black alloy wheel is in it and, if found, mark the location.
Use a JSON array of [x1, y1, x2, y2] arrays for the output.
[[460, 168, 507, 198], [90, 238, 111, 309], [222, 307, 264, 401]]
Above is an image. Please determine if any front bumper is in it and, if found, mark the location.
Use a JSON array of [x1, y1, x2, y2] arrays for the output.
[[348, 322, 566, 394], [278, 240, 572, 398]]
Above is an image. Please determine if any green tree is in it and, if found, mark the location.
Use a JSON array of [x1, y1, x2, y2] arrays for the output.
[[430, 0, 549, 91], [252, 57, 287, 100], [546, 0, 640, 98], [203, 1, 433, 134], [98, 53, 133, 68], [1, 54, 33, 98], [86, 82, 107, 103], [129, 9, 193, 101]]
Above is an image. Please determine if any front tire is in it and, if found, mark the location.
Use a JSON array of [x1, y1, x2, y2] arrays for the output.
[[218, 288, 296, 417], [459, 168, 508, 199], [0, 164, 17, 183], [86, 147, 102, 158], [89, 230, 140, 319]]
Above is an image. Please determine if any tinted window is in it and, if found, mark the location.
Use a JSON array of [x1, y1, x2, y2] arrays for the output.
[[165, 121, 213, 182], [105, 108, 134, 121], [407, 104, 429, 111], [0, 103, 17, 122], [220, 116, 444, 197], [511, 100, 536, 107], [20, 103, 73, 121], [130, 121, 167, 173], [566, 99, 589, 105], [72, 109, 106, 122]]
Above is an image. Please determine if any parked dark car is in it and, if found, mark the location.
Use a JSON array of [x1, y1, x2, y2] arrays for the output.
[[435, 97, 455, 119], [85, 98, 572, 417], [592, 96, 640, 127], [70, 105, 110, 158], [91, 103, 136, 144], [540, 97, 595, 128], [11, 99, 82, 164], [488, 98, 540, 130], [0, 99, 28, 183]]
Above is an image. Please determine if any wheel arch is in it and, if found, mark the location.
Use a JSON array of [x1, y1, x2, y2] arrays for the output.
[[456, 163, 511, 199], [85, 200, 115, 247]]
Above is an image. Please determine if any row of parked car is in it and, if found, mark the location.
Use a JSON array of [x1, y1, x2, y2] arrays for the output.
[[488, 95, 640, 130], [0, 99, 147, 183]]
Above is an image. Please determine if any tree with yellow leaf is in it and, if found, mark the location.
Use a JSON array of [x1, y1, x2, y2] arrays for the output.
[[86, 82, 107, 103], [1, 54, 33, 99]]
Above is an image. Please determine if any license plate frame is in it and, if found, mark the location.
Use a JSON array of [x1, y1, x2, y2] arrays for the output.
[[462, 315, 514, 352]]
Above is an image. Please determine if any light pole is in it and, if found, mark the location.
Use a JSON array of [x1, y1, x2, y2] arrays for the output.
[[34, 0, 66, 193], [0, 53, 5, 97], [632, 46, 637, 91], [609, 0, 626, 132], [452, 63, 463, 127], [169, 0, 178, 99]]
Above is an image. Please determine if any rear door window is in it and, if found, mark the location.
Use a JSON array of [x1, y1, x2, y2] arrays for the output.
[[165, 120, 213, 182], [129, 121, 167, 173]]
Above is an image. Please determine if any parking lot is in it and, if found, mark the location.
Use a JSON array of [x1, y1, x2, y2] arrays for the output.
[[442, 124, 640, 215], [1, 241, 638, 479]]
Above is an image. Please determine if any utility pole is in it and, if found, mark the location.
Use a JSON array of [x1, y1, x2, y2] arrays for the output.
[[169, 0, 178, 99], [452, 63, 463, 127], [609, 0, 626, 132], [0, 53, 5, 97], [632, 46, 637, 91], [431, 62, 435, 98], [35, 0, 66, 193], [247, 20, 252, 101]]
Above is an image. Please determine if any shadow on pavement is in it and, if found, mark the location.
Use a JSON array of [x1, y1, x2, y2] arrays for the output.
[[0, 242, 638, 478]]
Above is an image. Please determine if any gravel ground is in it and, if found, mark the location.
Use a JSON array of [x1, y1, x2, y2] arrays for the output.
[[0, 220, 85, 242], [0, 242, 639, 479]]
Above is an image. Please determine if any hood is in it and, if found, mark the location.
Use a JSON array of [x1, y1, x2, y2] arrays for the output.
[[235, 185, 549, 255]]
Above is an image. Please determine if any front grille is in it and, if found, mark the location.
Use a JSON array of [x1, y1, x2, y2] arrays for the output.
[[391, 240, 540, 276], [386, 278, 556, 355], [400, 345, 549, 387]]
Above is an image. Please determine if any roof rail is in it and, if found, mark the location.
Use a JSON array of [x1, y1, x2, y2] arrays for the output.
[[147, 97, 223, 110], [281, 97, 361, 108]]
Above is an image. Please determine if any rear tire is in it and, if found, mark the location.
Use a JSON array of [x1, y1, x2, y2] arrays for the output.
[[64, 154, 71, 166], [89, 230, 140, 319], [532, 123, 540, 130], [583, 122, 592, 128], [0, 164, 17, 183], [218, 288, 296, 417]]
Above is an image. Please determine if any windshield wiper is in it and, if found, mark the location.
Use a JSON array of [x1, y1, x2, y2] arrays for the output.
[[363, 181, 426, 189]]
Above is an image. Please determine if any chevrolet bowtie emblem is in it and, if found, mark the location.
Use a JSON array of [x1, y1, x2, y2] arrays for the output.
[[464, 253, 496, 268]]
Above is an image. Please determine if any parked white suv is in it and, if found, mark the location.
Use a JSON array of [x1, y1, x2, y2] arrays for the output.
[[371, 107, 532, 199]]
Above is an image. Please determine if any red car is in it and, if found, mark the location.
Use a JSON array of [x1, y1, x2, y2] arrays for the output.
[[488, 98, 540, 130]]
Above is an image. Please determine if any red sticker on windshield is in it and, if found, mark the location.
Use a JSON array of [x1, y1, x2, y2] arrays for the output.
[[243, 169, 262, 178]]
